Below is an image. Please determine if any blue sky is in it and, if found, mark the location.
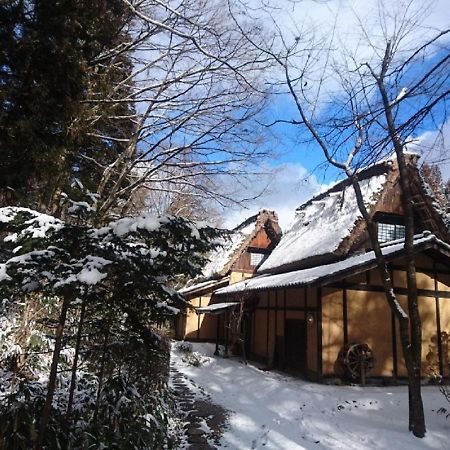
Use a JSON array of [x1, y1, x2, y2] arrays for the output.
[[224, 0, 450, 230]]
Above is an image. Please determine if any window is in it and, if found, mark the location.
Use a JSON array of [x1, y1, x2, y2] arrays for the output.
[[377, 222, 406, 243], [250, 252, 265, 266]]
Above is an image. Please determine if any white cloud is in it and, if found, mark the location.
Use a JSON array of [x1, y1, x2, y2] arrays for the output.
[[263, 0, 449, 45], [216, 0, 450, 229], [223, 163, 328, 230], [249, 0, 449, 94]]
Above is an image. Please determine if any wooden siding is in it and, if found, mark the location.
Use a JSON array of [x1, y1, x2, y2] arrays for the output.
[[182, 249, 450, 382], [250, 228, 273, 248]]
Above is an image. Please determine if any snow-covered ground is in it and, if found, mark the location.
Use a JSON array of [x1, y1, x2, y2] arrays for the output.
[[171, 343, 449, 450]]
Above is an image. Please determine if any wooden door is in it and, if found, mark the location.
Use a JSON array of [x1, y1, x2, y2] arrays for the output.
[[284, 319, 307, 374]]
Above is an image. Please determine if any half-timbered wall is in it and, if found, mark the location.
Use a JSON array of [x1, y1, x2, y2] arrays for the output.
[[321, 253, 450, 378], [181, 225, 275, 341], [183, 271, 253, 341], [248, 287, 320, 380]]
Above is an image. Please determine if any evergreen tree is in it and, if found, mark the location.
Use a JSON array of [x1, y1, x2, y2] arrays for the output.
[[0, 1, 134, 214], [0, 204, 219, 449]]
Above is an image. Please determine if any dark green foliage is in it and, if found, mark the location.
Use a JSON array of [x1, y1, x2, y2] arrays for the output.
[[0, 1, 134, 211], [0, 206, 220, 448]]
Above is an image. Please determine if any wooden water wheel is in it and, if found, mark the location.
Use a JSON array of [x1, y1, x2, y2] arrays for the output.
[[338, 343, 374, 384]]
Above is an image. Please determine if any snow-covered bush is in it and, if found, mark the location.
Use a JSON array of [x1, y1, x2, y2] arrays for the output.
[[176, 341, 193, 353], [425, 331, 449, 379], [182, 351, 209, 367]]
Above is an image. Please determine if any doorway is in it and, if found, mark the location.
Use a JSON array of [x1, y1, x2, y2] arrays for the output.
[[284, 319, 307, 374]]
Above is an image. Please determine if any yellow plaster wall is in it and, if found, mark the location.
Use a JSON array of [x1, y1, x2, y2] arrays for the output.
[[346, 290, 393, 377], [184, 294, 217, 340], [183, 271, 252, 341], [341, 266, 450, 379], [229, 271, 253, 284], [419, 296, 437, 375], [321, 288, 344, 375], [248, 288, 319, 375], [185, 296, 202, 338]]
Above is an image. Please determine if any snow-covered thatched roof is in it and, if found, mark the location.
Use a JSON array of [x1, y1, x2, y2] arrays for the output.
[[216, 233, 450, 295], [258, 160, 392, 274], [200, 209, 281, 280]]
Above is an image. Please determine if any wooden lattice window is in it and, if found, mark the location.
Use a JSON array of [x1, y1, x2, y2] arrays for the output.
[[249, 252, 265, 266], [377, 222, 406, 243]]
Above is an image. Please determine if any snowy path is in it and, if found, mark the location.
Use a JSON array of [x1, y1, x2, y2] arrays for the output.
[[171, 343, 449, 450]]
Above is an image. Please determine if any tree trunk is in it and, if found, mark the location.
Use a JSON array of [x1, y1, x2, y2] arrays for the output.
[[368, 41, 426, 437], [397, 160, 425, 437], [93, 326, 110, 424], [36, 296, 70, 450], [66, 299, 87, 417], [351, 172, 426, 437]]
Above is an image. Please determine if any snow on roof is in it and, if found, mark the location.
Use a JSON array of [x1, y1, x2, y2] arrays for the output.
[[179, 276, 230, 296], [216, 233, 445, 295], [202, 224, 253, 279], [201, 211, 273, 279], [258, 162, 390, 273], [418, 170, 450, 232], [196, 302, 239, 314]]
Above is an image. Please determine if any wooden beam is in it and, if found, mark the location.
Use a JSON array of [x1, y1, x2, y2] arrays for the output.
[[434, 262, 444, 377], [266, 291, 270, 361], [197, 296, 201, 340], [343, 288, 348, 346], [390, 264, 450, 275], [329, 282, 450, 299], [317, 287, 323, 379]]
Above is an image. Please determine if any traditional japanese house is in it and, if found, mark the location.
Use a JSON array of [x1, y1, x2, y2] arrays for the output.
[[175, 209, 282, 341], [201, 154, 450, 382]]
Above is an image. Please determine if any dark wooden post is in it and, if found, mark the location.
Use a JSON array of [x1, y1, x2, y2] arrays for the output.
[[214, 314, 220, 356], [434, 263, 444, 377], [224, 310, 229, 358]]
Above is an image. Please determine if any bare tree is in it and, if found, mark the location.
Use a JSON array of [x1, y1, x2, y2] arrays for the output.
[[78, 0, 276, 223], [230, 0, 450, 438]]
